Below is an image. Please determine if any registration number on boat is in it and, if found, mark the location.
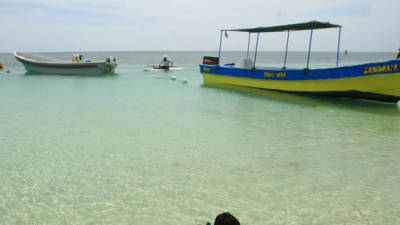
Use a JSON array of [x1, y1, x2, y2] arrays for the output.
[[264, 72, 286, 78], [203, 67, 211, 72]]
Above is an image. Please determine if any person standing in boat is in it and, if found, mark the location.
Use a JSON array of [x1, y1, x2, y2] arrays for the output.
[[397, 48, 400, 59], [159, 55, 173, 69]]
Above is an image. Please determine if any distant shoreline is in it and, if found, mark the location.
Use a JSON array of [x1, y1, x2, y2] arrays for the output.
[[0, 50, 397, 54]]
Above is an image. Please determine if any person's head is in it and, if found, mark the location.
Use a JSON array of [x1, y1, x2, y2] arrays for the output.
[[214, 212, 240, 225], [163, 55, 168, 61]]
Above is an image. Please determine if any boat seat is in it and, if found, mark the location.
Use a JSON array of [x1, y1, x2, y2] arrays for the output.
[[238, 58, 253, 68]]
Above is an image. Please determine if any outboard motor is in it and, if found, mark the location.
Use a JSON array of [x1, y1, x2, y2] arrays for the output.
[[72, 54, 85, 62], [106, 56, 117, 63], [105, 56, 117, 72]]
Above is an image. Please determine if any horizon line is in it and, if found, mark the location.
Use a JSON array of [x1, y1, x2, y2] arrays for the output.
[[1, 50, 397, 54]]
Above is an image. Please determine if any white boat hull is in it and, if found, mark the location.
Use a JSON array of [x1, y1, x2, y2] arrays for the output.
[[14, 52, 117, 75]]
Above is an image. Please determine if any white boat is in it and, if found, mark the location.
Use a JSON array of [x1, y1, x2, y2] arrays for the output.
[[13, 52, 117, 75]]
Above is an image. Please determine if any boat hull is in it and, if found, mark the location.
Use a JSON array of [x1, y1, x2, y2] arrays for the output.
[[200, 60, 400, 103]]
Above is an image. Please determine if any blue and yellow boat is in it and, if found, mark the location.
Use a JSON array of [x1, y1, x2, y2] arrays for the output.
[[200, 21, 400, 103]]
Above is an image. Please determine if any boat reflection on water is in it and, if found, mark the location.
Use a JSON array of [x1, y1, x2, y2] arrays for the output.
[[202, 82, 400, 115], [202, 82, 317, 104], [23, 71, 119, 77]]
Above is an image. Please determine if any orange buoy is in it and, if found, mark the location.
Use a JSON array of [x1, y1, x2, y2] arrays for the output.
[[0, 63, 4, 70]]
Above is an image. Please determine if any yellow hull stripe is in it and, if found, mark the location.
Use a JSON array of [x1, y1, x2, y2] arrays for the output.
[[202, 73, 400, 97]]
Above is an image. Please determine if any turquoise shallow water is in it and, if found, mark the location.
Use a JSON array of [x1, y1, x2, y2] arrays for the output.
[[1, 51, 400, 225]]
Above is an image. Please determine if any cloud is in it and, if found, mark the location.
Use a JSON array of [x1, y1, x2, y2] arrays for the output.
[[311, 2, 372, 18], [0, 0, 157, 26], [0, 0, 399, 52]]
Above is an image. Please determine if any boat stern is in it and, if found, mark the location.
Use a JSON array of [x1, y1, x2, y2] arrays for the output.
[[96, 56, 117, 74], [200, 56, 220, 76]]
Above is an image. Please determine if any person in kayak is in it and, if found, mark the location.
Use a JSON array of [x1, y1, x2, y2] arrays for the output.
[[158, 55, 173, 69]]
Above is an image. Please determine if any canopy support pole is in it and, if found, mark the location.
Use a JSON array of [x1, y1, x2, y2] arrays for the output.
[[253, 32, 260, 68], [246, 33, 251, 59], [283, 30, 290, 69], [306, 23, 314, 69], [218, 30, 223, 65], [336, 27, 342, 67]]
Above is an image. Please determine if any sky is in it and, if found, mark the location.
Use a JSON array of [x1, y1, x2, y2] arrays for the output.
[[0, 0, 399, 52]]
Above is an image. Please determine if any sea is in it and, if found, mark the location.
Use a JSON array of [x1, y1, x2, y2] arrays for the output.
[[0, 51, 400, 225]]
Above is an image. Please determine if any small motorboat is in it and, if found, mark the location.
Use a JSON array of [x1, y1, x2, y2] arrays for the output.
[[13, 52, 117, 75]]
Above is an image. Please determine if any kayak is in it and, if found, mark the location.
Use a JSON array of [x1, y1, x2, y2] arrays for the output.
[[153, 65, 170, 70], [144, 66, 183, 71]]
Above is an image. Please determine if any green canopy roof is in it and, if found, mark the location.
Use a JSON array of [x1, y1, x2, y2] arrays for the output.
[[225, 21, 341, 33]]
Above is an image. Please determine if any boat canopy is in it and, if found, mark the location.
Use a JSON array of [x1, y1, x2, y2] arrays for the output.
[[224, 21, 341, 33], [216, 20, 343, 69]]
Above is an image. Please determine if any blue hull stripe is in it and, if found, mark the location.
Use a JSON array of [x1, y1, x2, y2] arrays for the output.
[[200, 60, 400, 81]]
